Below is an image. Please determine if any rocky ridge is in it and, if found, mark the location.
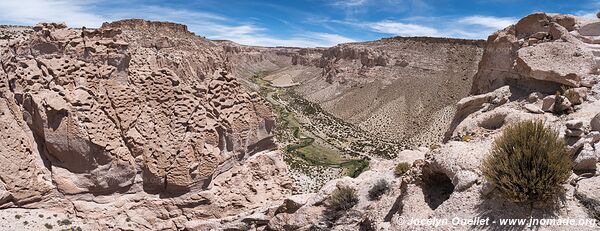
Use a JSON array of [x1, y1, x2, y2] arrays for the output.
[[289, 37, 485, 148]]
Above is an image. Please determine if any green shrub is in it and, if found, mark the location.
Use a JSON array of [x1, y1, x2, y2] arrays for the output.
[[481, 120, 571, 203], [394, 162, 411, 177], [327, 185, 359, 212], [45, 223, 53, 229], [58, 219, 71, 226], [368, 179, 389, 200], [15, 214, 21, 219]]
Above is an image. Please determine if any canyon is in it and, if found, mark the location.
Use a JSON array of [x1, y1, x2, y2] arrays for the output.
[[0, 12, 599, 231]]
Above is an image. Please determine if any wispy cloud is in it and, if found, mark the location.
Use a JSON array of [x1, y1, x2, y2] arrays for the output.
[[109, 5, 356, 47], [458, 15, 517, 29], [210, 30, 355, 47], [0, 0, 106, 27], [0, 0, 356, 47], [366, 20, 440, 36], [574, 10, 597, 19], [323, 14, 516, 39], [332, 0, 368, 7]]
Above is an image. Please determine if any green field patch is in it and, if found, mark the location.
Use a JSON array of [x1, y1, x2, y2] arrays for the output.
[[251, 72, 370, 179]]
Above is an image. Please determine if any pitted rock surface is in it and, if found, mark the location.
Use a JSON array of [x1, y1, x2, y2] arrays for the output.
[[0, 20, 289, 229]]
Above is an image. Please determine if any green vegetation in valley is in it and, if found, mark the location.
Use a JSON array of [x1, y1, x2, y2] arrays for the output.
[[251, 72, 370, 178]]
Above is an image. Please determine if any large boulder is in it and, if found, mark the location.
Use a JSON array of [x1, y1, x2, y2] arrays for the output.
[[471, 13, 595, 95], [573, 143, 598, 171], [515, 42, 593, 87], [575, 176, 600, 218]]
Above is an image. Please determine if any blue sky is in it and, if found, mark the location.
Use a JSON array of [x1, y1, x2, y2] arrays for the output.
[[0, 0, 597, 47]]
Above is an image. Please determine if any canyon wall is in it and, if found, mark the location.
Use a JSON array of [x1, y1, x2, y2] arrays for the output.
[[0, 20, 291, 230]]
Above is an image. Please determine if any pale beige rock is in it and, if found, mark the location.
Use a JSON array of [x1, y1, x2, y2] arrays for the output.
[[516, 42, 592, 87], [567, 119, 584, 129], [573, 143, 597, 171], [575, 176, 600, 218], [428, 141, 491, 191], [471, 12, 596, 95], [523, 103, 544, 114]]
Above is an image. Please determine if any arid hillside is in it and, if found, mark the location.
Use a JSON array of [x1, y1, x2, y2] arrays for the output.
[[295, 37, 485, 148], [221, 36, 486, 148]]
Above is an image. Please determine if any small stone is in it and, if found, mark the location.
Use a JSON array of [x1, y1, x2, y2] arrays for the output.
[[566, 120, 584, 130], [573, 143, 598, 171], [523, 104, 543, 114], [542, 95, 556, 112], [581, 79, 597, 88], [541, 95, 570, 113], [480, 181, 495, 196], [566, 129, 584, 137], [528, 92, 543, 102], [453, 170, 478, 191], [564, 87, 587, 105], [531, 32, 548, 40], [528, 37, 539, 45], [592, 113, 600, 132]]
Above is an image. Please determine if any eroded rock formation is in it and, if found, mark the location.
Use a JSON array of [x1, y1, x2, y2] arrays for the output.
[[471, 13, 598, 94], [0, 20, 289, 230]]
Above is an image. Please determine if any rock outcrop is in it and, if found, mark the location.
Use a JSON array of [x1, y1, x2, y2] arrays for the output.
[[471, 13, 597, 95], [0, 20, 289, 230]]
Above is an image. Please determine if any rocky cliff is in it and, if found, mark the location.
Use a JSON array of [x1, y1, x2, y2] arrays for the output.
[[0, 20, 291, 230]]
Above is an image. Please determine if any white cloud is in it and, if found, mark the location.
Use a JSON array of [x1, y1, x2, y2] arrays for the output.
[[332, 0, 368, 7], [0, 0, 106, 27], [0, 0, 355, 47], [210, 30, 356, 47], [457, 15, 517, 29], [574, 10, 597, 19], [366, 20, 440, 36]]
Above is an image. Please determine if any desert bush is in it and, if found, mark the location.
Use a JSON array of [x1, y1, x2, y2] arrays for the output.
[[368, 179, 389, 200], [44, 223, 53, 229], [394, 162, 411, 177], [461, 133, 473, 142], [58, 219, 71, 226], [481, 120, 571, 203], [327, 185, 359, 212]]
